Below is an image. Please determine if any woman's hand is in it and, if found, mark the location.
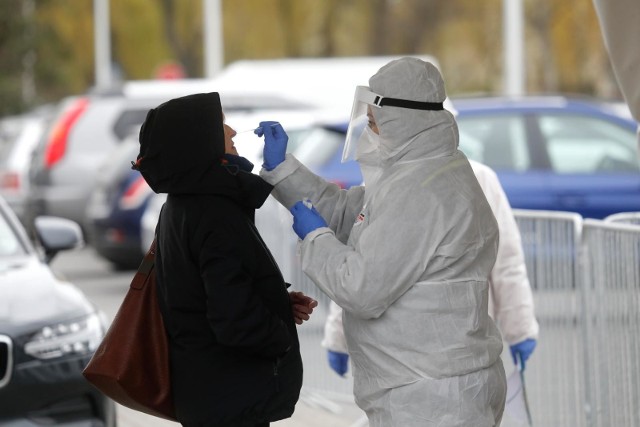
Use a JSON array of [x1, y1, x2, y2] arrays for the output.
[[289, 291, 318, 325]]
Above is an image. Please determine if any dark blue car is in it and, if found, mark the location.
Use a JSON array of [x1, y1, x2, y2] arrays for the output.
[[293, 95, 640, 219]]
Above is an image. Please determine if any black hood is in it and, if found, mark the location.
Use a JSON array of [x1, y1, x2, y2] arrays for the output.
[[134, 92, 272, 208]]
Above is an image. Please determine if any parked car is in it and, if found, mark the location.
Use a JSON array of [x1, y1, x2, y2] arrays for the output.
[[214, 55, 440, 115], [0, 195, 116, 426], [453, 95, 640, 219], [86, 108, 344, 269], [0, 106, 53, 226], [24, 79, 312, 234]]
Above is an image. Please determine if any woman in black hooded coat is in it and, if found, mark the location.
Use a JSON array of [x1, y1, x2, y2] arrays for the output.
[[133, 92, 315, 427]]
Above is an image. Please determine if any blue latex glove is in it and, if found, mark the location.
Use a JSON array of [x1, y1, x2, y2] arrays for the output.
[[290, 200, 328, 240], [510, 338, 537, 371], [255, 121, 288, 171], [327, 350, 349, 377]]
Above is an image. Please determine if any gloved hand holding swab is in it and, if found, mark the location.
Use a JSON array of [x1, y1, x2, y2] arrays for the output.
[[255, 121, 288, 170]]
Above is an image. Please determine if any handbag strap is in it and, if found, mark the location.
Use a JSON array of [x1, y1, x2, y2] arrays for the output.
[[131, 237, 156, 290]]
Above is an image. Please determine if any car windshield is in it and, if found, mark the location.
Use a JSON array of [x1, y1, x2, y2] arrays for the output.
[[0, 209, 28, 257]]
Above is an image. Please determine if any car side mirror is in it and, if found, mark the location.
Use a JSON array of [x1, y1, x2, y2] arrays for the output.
[[34, 216, 84, 263]]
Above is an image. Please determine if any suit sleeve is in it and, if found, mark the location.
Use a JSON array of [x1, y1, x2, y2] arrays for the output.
[[473, 163, 540, 344], [260, 154, 365, 243], [321, 301, 348, 353]]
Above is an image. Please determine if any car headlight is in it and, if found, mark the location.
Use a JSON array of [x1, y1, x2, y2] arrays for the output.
[[24, 313, 104, 360]]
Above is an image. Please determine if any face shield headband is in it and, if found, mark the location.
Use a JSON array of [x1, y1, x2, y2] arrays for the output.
[[342, 86, 445, 162]]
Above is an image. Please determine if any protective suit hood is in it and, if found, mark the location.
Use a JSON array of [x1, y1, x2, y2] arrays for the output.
[[368, 57, 459, 163], [134, 92, 272, 208]]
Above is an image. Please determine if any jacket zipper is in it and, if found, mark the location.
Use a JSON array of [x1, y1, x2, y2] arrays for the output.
[[273, 358, 281, 390], [247, 221, 286, 283]]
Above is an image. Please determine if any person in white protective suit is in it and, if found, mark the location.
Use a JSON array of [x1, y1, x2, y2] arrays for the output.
[[323, 159, 540, 378], [256, 57, 507, 427]]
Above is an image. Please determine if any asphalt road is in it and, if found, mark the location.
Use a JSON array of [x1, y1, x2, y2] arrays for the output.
[[50, 246, 367, 427]]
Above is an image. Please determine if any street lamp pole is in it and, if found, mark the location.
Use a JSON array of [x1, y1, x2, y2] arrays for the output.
[[94, 0, 112, 90], [203, 0, 224, 78], [503, 0, 525, 96]]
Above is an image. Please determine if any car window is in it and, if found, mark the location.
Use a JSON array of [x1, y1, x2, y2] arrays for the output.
[[291, 127, 345, 169], [0, 116, 23, 161], [0, 211, 26, 256], [539, 114, 640, 174], [285, 129, 314, 155], [114, 109, 152, 141], [457, 114, 530, 172]]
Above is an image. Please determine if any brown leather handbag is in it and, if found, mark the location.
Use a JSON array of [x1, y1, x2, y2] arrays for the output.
[[83, 239, 177, 421]]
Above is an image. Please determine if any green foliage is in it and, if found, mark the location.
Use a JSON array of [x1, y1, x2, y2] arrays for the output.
[[0, 1, 29, 115], [32, 1, 94, 102], [0, 0, 620, 117]]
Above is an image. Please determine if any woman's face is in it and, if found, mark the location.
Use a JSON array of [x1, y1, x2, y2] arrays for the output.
[[222, 113, 238, 155]]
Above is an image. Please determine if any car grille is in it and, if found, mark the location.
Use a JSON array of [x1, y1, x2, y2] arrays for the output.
[[0, 335, 13, 389]]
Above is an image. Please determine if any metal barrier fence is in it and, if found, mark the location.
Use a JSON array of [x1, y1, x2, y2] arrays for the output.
[[257, 201, 640, 426], [256, 197, 355, 406], [604, 211, 640, 225], [580, 219, 640, 426], [512, 209, 587, 426]]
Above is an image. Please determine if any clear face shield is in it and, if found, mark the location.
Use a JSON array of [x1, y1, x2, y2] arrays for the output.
[[342, 86, 383, 163], [341, 85, 449, 163]]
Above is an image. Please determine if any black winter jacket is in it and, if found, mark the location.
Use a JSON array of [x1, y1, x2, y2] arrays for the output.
[[135, 92, 302, 426]]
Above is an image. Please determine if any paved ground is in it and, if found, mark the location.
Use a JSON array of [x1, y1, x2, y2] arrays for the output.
[[116, 391, 368, 427]]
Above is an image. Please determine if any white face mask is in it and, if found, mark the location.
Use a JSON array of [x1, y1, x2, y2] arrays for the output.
[[355, 126, 384, 194], [355, 126, 381, 166]]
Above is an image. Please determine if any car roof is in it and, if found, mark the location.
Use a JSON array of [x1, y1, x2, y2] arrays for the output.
[[450, 94, 636, 122], [86, 79, 314, 111], [212, 55, 441, 115]]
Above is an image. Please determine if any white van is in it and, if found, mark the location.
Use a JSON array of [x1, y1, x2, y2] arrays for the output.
[[213, 55, 441, 116]]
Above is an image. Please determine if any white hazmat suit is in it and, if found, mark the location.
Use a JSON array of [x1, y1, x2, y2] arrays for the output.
[[323, 160, 540, 357], [261, 58, 506, 426]]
